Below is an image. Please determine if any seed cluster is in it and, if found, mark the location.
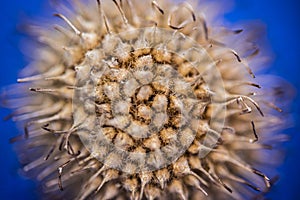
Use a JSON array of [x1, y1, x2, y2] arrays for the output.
[[3, 0, 286, 200], [74, 28, 216, 174]]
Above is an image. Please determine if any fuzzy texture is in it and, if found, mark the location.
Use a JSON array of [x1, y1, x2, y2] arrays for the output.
[[2, 0, 288, 200]]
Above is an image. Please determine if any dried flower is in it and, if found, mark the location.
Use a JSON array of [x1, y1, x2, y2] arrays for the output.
[[2, 0, 289, 199]]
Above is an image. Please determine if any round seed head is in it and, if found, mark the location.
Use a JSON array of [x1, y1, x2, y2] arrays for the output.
[[2, 0, 291, 200]]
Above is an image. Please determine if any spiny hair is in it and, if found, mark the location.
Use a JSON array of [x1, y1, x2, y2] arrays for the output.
[[3, 0, 288, 199]]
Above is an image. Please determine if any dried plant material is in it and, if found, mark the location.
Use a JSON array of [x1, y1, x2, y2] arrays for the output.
[[1, 0, 290, 200]]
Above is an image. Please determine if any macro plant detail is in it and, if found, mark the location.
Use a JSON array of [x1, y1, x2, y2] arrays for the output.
[[2, 0, 288, 200]]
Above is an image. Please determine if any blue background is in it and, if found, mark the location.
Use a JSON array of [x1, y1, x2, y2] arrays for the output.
[[0, 0, 299, 199]]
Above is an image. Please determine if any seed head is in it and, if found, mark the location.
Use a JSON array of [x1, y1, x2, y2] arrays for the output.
[[2, 0, 289, 200]]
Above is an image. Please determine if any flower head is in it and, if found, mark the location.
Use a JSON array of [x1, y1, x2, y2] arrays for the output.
[[3, 0, 288, 199]]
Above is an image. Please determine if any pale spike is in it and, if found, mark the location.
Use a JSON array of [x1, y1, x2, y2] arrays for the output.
[[125, 0, 140, 25], [112, 0, 128, 26], [200, 15, 208, 40], [70, 163, 96, 176], [17, 74, 45, 83], [168, 13, 184, 30], [25, 103, 71, 127], [12, 101, 62, 121], [84, 165, 108, 190], [236, 96, 252, 114], [79, 155, 94, 166], [231, 50, 255, 78], [250, 120, 259, 143], [240, 95, 264, 116], [45, 70, 75, 86], [185, 175, 208, 196], [152, 1, 164, 15], [53, 24, 76, 39], [54, 13, 81, 36], [225, 80, 261, 90], [189, 170, 209, 187], [17, 64, 65, 83], [78, 177, 102, 200], [188, 156, 218, 184], [180, 2, 196, 21], [214, 152, 270, 188], [29, 87, 73, 99], [222, 95, 264, 116], [173, 157, 208, 186], [54, 13, 98, 49], [155, 168, 170, 189], [123, 178, 139, 200], [225, 170, 260, 191], [261, 100, 283, 113], [29, 87, 56, 93], [31, 111, 67, 125], [96, 169, 119, 192], [96, 0, 112, 34], [62, 46, 83, 65], [11, 105, 47, 120], [204, 160, 233, 193], [168, 2, 196, 30], [169, 179, 187, 200], [139, 172, 152, 200], [60, 127, 78, 152], [144, 184, 161, 200], [57, 158, 76, 191], [38, 36, 62, 51], [130, 193, 139, 200], [23, 157, 45, 172]]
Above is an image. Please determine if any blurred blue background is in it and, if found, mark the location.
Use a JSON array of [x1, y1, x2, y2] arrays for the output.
[[0, 0, 299, 199]]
